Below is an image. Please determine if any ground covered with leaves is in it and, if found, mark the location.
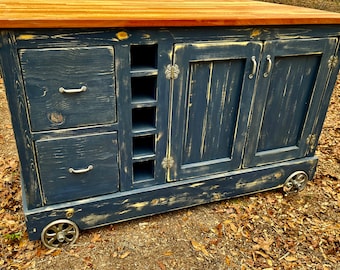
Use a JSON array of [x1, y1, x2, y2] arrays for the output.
[[1, 2, 340, 269], [1, 78, 339, 270]]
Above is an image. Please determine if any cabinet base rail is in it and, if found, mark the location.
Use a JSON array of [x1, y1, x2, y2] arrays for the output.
[[24, 157, 317, 245]]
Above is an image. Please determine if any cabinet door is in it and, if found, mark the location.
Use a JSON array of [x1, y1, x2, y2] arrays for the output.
[[168, 41, 262, 181], [243, 38, 338, 168]]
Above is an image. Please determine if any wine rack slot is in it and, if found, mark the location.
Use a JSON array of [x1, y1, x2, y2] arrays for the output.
[[130, 44, 158, 184], [133, 135, 155, 158], [130, 44, 158, 69], [131, 107, 156, 132], [133, 160, 155, 182], [131, 76, 157, 105]]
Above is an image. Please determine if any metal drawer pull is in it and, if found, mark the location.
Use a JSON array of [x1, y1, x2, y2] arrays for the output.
[[68, 165, 93, 174], [263, 55, 272, 78], [248, 56, 257, 79], [59, 86, 87, 94]]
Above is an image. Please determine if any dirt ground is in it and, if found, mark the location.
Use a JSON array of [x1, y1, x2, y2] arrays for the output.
[[1, 1, 340, 269], [263, 0, 340, 12]]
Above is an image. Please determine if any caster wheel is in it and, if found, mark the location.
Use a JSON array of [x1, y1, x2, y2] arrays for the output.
[[283, 171, 308, 196], [41, 219, 79, 249]]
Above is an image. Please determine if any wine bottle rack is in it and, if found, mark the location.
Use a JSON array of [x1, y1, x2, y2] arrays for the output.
[[130, 44, 158, 183]]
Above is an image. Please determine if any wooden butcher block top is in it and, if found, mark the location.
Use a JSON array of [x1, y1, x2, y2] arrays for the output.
[[0, 0, 340, 28]]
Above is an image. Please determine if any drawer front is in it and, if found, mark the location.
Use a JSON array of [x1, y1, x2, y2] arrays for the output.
[[19, 46, 116, 131], [36, 132, 119, 205]]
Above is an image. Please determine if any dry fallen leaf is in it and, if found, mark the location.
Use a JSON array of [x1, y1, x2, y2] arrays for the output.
[[191, 240, 210, 256], [163, 250, 173, 256], [120, 251, 131, 259], [230, 222, 238, 233], [223, 219, 233, 225], [253, 237, 274, 253], [267, 258, 273, 266], [90, 233, 101, 243], [285, 256, 298, 262], [157, 261, 167, 270], [225, 255, 231, 265], [255, 250, 270, 259], [213, 222, 224, 237]]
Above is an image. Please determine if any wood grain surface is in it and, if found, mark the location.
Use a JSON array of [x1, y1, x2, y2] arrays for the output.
[[1, 0, 340, 28]]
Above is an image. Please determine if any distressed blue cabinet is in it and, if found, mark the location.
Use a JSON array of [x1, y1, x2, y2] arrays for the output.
[[0, 26, 339, 248]]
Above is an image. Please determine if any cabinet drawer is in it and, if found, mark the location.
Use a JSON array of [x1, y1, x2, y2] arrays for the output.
[[35, 132, 119, 205], [19, 46, 116, 131]]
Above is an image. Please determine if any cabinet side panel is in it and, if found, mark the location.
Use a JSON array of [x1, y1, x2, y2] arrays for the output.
[[0, 31, 43, 209]]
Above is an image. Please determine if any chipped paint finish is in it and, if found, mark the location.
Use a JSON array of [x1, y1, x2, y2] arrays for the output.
[[243, 37, 339, 168], [250, 29, 262, 39], [129, 201, 149, 211], [116, 31, 129, 41], [235, 170, 284, 191], [209, 185, 220, 190], [23, 157, 318, 240], [189, 182, 205, 188], [35, 132, 120, 205], [16, 34, 37, 40], [81, 213, 111, 227], [116, 209, 132, 215], [1, 27, 339, 243], [169, 40, 262, 181], [19, 46, 117, 132]]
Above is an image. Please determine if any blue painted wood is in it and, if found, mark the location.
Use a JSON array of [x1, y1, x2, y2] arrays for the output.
[[169, 41, 262, 181], [152, 40, 173, 186], [35, 132, 120, 205], [19, 46, 117, 131], [0, 32, 43, 209], [183, 60, 241, 163], [111, 44, 133, 191], [24, 157, 318, 241], [243, 38, 338, 167], [0, 27, 339, 243], [12, 27, 340, 49]]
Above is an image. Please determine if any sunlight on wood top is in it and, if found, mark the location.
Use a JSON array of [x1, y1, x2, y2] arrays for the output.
[[0, 0, 340, 28]]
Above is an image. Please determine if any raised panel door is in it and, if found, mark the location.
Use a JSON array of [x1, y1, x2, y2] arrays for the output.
[[168, 41, 262, 181], [243, 38, 338, 167]]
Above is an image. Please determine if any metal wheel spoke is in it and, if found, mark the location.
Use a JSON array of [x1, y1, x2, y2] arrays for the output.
[[66, 229, 77, 237], [64, 235, 75, 243], [45, 231, 57, 237], [56, 223, 64, 232], [41, 219, 79, 249], [47, 236, 58, 245], [63, 225, 73, 233], [46, 237, 62, 248], [297, 174, 306, 183]]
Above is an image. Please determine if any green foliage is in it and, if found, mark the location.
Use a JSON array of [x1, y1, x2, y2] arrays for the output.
[[4, 231, 23, 241]]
